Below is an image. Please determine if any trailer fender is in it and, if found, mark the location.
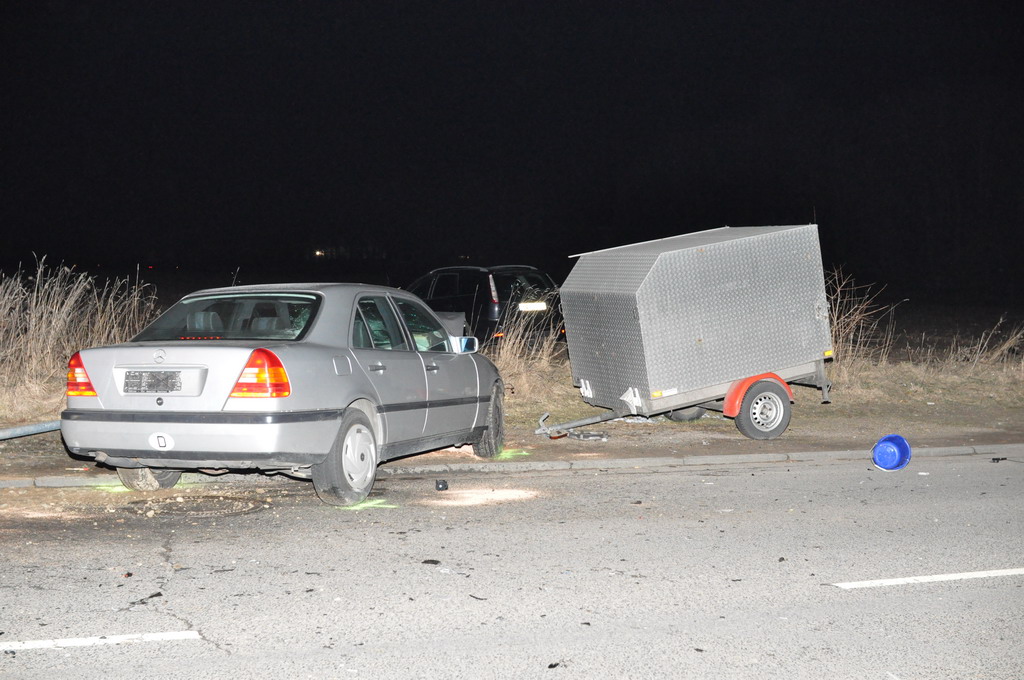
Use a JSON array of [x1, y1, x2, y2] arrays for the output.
[[723, 374, 794, 418]]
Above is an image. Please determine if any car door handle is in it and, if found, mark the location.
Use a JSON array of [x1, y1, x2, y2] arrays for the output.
[[368, 363, 386, 372], [425, 364, 439, 372]]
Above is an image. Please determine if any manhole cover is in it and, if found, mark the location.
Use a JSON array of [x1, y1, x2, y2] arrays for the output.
[[127, 496, 263, 518]]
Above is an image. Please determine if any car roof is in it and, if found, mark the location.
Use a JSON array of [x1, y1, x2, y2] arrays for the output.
[[185, 282, 403, 297], [426, 265, 540, 275]]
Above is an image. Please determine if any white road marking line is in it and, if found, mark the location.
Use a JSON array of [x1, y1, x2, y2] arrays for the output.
[[0, 630, 200, 651], [834, 567, 1024, 590]]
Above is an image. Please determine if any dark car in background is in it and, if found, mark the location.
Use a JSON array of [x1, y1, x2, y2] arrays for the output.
[[406, 265, 562, 343]]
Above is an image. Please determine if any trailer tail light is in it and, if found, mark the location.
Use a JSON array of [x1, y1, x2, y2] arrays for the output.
[[66, 352, 97, 397], [488, 274, 499, 304], [230, 349, 291, 398]]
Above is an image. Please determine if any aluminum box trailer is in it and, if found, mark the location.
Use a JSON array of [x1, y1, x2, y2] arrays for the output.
[[540, 224, 833, 440]]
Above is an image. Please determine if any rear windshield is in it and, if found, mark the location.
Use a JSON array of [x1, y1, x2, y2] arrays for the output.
[[493, 271, 557, 300], [133, 293, 322, 342]]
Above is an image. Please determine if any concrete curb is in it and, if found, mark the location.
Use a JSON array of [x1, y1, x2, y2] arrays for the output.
[[381, 444, 1021, 477], [4, 443, 1020, 490]]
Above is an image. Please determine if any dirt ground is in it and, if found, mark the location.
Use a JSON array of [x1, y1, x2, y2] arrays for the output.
[[501, 377, 1024, 461]]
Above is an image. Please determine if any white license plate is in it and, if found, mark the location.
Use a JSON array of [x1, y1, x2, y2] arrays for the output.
[[123, 370, 182, 393]]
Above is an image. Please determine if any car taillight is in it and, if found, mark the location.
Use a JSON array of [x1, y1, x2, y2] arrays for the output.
[[230, 349, 291, 398], [488, 274, 499, 304], [66, 352, 97, 397]]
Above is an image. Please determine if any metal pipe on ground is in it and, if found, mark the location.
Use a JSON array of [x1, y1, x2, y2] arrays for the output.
[[0, 420, 61, 441]]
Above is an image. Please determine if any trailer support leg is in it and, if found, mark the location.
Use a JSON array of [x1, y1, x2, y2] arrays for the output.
[[816, 359, 832, 404]]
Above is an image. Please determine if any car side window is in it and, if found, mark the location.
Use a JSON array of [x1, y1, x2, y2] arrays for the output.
[[432, 273, 459, 298], [406, 276, 433, 298], [458, 274, 483, 297], [393, 298, 450, 352], [351, 313, 373, 349], [355, 297, 409, 351]]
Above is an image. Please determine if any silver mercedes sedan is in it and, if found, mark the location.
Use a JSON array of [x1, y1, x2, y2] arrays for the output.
[[60, 283, 504, 505]]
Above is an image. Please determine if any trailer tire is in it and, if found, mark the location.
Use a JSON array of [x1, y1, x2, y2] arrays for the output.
[[666, 406, 706, 422], [734, 380, 791, 440]]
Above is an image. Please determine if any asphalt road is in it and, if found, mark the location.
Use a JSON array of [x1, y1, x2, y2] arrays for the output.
[[2, 452, 1022, 679]]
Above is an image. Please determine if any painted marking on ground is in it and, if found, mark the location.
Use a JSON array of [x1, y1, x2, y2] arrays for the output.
[[1, 630, 200, 651], [834, 567, 1024, 590]]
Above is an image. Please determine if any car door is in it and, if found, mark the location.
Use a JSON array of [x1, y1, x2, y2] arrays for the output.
[[391, 296, 481, 438], [349, 295, 428, 443]]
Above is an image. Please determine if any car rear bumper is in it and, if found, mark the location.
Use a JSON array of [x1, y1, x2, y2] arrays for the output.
[[60, 408, 343, 470]]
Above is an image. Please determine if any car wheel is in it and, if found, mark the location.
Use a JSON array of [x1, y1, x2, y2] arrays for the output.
[[666, 406, 706, 422], [734, 380, 792, 440], [472, 381, 505, 458], [116, 467, 182, 491], [312, 410, 378, 506]]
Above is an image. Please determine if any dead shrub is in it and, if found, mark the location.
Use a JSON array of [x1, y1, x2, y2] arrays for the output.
[[0, 259, 159, 424], [942, 317, 1024, 372], [826, 268, 898, 385], [481, 293, 579, 424]]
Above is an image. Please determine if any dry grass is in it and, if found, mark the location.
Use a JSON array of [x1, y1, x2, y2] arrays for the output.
[[481, 296, 585, 427], [827, 268, 1022, 381], [826, 269, 1023, 410], [905, 316, 1024, 372], [0, 260, 159, 424], [4, 259, 1019, 430]]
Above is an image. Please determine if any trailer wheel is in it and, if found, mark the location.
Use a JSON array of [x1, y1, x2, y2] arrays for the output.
[[666, 406, 706, 422], [734, 380, 791, 440]]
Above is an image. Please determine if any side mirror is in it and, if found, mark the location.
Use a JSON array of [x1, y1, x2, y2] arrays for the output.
[[458, 336, 479, 354]]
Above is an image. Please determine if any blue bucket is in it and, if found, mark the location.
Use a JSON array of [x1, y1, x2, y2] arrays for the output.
[[872, 434, 912, 471]]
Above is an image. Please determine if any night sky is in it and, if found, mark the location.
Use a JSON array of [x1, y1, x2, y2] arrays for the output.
[[3, 2, 1022, 303]]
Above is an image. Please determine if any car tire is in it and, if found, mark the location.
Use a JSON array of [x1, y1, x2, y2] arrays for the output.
[[666, 406, 706, 422], [116, 467, 182, 491], [312, 410, 378, 506], [472, 381, 505, 458], [734, 380, 792, 440]]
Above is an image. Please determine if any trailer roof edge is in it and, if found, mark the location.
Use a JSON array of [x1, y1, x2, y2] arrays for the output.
[[569, 224, 818, 258]]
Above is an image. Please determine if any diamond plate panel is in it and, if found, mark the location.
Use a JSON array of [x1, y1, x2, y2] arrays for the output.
[[640, 225, 830, 395], [560, 225, 832, 413], [562, 289, 648, 408], [561, 250, 661, 408]]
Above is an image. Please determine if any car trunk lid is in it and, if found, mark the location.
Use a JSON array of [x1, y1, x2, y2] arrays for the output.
[[73, 343, 265, 412]]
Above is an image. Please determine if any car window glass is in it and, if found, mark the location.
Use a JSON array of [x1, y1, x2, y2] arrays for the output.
[[406, 277, 432, 297], [393, 298, 450, 352], [351, 312, 373, 349], [356, 297, 409, 351], [494, 272, 554, 300], [432, 273, 459, 298], [133, 293, 320, 342], [458, 275, 484, 297]]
